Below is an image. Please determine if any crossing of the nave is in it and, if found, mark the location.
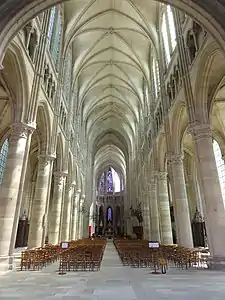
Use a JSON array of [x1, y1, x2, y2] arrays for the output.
[[1, 0, 225, 299]]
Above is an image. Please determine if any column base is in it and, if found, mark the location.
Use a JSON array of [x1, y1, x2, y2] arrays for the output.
[[0, 255, 15, 274], [209, 256, 225, 270]]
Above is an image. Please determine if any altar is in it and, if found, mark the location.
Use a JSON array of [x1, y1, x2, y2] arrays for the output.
[[105, 220, 114, 238], [105, 227, 114, 238]]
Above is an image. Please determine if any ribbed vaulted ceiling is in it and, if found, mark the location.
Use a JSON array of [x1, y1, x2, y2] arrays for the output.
[[64, 0, 159, 180]]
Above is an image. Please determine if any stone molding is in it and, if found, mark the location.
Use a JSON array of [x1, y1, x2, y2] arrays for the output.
[[171, 154, 184, 164], [65, 182, 75, 191], [157, 172, 167, 181], [53, 171, 67, 185], [188, 123, 212, 141], [38, 154, 56, 165], [10, 122, 35, 140]]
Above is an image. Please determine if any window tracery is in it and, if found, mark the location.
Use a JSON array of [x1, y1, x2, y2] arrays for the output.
[[98, 167, 122, 195]]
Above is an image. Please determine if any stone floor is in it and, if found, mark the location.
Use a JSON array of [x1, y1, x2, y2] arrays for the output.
[[1, 241, 225, 299]]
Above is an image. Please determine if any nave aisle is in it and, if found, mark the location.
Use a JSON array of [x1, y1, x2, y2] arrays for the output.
[[0, 241, 225, 300]]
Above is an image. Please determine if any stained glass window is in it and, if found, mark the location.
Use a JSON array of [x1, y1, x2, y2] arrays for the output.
[[0, 139, 9, 184], [52, 9, 61, 65], [98, 167, 122, 194], [107, 207, 112, 221], [47, 7, 56, 49], [107, 168, 113, 192], [98, 172, 105, 194]]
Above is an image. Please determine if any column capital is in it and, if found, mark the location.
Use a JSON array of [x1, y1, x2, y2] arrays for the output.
[[188, 122, 212, 141], [38, 153, 56, 164], [171, 153, 184, 164], [65, 182, 75, 191], [75, 188, 81, 194], [157, 171, 168, 181], [53, 171, 67, 185], [10, 122, 36, 140]]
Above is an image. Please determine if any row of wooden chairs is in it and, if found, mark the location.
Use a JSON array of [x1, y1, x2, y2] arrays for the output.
[[58, 238, 107, 272], [20, 244, 62, 271], [114, 239, 209, 270]]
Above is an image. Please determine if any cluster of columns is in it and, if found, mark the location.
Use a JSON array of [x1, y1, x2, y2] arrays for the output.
[[0, 122, 84, 267], [141, 123, 225, 268]]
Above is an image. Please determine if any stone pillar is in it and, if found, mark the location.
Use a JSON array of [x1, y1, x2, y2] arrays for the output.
[[71, 190, 80, 240], [77, 196, 85, 239], [190, 123, 225, 268], [149, 178, 161, 242], [157, 172, 173, 244], [171, 154, 193, 248], [28, 154, 55, 249], [142, 189, 151, 240], [61, 183, 75, 241], [0, 123, 34, 260], [48, 172, 66, 245]]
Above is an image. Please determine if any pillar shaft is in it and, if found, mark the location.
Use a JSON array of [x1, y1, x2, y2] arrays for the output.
[[190, 124, 225, 266], [28, 154, 55, 248], [48, 172, 66, 245], [71, 191, 80, 240], [61, 183, 75, 241], [142, 190, 151, 240], [77, 197, 85, 239], [0, 123, 33, 258], [149, 179, 160, 242], [158, 172, 173, 244], [171, 154, 193, 248]]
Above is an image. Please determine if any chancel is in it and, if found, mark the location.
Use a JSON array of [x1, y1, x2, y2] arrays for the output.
[[1, 0, 225, 299]]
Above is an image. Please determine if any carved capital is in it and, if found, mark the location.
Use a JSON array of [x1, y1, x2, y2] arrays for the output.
[[171, 154, 183, 164], [65, 182, 75, 191], [188, 123, 212, 141], [158, 172, 168, 181], [10, 122, 35, 140], [38, 154, 55, 166], [53, 171, 67, 186]]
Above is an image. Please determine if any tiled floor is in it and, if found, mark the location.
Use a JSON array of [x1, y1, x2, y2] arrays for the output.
[[1, 241, 225, 299]]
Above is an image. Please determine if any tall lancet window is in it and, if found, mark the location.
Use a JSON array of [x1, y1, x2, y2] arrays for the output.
[[161, 5, 177, 66], [107, 168, 113, 192], [152, 57, 160, 100], [47, 7, 56, 49], [47, 6, 62, 66], [213, 139, 225, 207]]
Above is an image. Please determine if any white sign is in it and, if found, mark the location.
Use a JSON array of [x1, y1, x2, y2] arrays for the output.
[[61, 242, 69, 249], [148, 241, 160, 248]]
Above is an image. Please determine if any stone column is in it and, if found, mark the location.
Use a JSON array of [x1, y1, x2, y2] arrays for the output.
[[28, 154, 55, 249], [77, 196, 85, 239], [71, 190, 80, 240], [149, 178, 161, 242], [190, 123, 225, 268], [61, 183, 75, 241], [48, 172, 66, 245], [0, 123, 34, 259], [171, 154, 193, 248], [157, 172, 173, 244], [142, 189, 151, 240]]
